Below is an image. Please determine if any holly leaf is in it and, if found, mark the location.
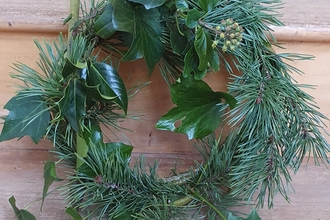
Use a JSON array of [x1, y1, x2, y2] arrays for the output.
[[62, 58, 87, 78], [57, 79, 87, 132], [194, 27, 219, 72], [186, 8, 200, 28], [41, 161, 63, 210], [8, 196, 37, 220], [0, 94, 49, 144], [128, 0, 166, 10], [156, 77, 236, 139], [88, 62, 128, 114], [94, 3, 116, 38], [121, 7, 164, 73]]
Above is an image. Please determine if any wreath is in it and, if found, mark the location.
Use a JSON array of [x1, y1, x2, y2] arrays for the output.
[[1, 0, 329, 219]]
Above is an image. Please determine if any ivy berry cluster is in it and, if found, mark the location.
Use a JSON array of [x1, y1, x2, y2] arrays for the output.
[[212, 18, 244, 52]]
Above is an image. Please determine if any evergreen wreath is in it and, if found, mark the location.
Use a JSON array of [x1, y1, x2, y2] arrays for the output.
[[1, 0, 329, 219]]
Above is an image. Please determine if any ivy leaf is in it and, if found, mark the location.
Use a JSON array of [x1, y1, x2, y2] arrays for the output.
[[41, 161, 63, 210], [198, 0, 218, 12], [228, 209, 261, 220], [88, 62, 128, 114], [121, 7, 164, 73], [112, 0, 164, 72], [183, 47, 207, 80], [57, 79, 87, 132], [94, 3, 116, 38], [168, 23, 189, 55], [176, 0, 189, 11], [186, 8, 200, 28], [66, 207, 83, 220], [0, 94, 49, 144], [112, 0, 135, 33], [194, 27, 219, 71], [8, 196, 37, 220], [156, 76, 236, 139], [128, 0, 166, 10]]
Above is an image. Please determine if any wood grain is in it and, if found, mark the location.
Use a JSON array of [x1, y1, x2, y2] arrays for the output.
[[0, 1, 330, 219], [1, 0, 330, 41]]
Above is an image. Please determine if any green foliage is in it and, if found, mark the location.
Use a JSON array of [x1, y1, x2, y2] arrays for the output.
[[0, 94, 49, 144], [94, 4, 116, 39], [194, 27, 220, 72], [57, 79, 87, 133], [42, 161, 63, 209], [128, 0, 166, 10], [0, 34, 128, 143], [77, 141, 133, 178], [156, 76, 236, 139], [8, 196, 36, 220], [88, 62, 128, 113], [2, 0, 330, 219], [228, 209, 261, 220], [186, 8, 201, 28], [66, 207, 83, 220]]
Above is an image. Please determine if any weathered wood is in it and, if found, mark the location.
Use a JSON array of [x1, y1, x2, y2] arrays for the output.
[[0, 1, 330, 219], [1, 0, 330, 41]]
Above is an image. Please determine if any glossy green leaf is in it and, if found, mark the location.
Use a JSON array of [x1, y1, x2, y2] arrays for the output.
[[0, 94, 49, 144], [228, 209, 261, 220], [58, 79, 87, 132], [112, 0, 164, 72], [183, 47, 207, 79], [62, 58, 87, 78], [66, 207, 83, 220], [186, 8, 200, 28], [198, 0, 218, 12], [112, 0, 135, 33], [176, 0, 188, 11], [194, 27, 219, 71], [156, 76, 236, 139], [121, 7, 164, 73], [9, 196, 37, 220], [41, 161, 63, 209], [88, 62, 128, 114], [128, 0, 166, 10], [168, 23, 189, 55], [83, 118, 103, 145], [94, 4, 116, 38]]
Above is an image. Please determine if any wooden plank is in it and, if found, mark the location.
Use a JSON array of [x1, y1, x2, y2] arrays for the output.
[[1, 2, 330, 219], [0, 0, 68, 33], [0, 0, 330, 41], [1, 139, 329, 219]]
